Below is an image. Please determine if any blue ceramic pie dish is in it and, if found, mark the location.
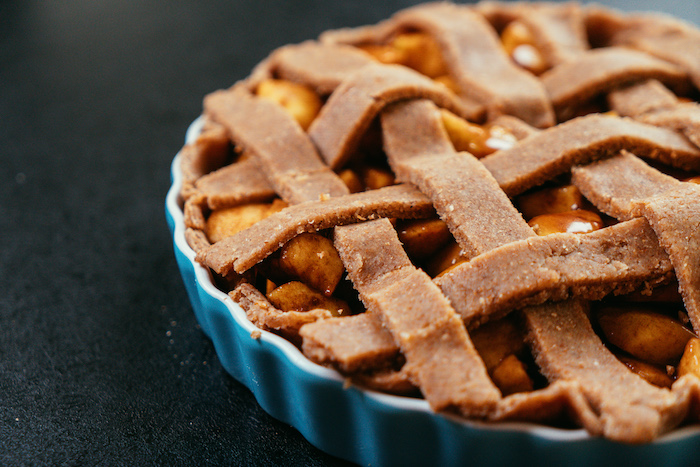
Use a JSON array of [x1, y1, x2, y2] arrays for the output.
[[166, 117, 700, 467]]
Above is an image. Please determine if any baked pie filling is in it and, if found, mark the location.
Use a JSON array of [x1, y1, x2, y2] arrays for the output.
[[178, 2, 700, 443]]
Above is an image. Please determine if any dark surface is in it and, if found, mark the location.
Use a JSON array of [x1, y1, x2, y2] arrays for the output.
[[1, 1, 698, 466]]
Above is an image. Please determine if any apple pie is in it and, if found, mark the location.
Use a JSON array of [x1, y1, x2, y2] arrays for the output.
[[177, 2, 700, 443]]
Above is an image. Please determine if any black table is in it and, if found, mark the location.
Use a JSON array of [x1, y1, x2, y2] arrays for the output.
[[2, 1, 698, 465]]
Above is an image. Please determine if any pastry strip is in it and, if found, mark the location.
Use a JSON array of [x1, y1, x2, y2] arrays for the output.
[[197, 184, 434, 276], [380, 99, 455, 160], [523, 300, 687, 443], [489, 380, 599, 428], [204, 85, 349, 204], [381, 99, 535, 257], [641, 185, 700, 331], [478, 2, 589, 67], [481, 114, 700, 197], [323, 2, 554, 128], [232, 283, 332, 341], [299, 312, 401, 373], [307, 61, 483, 169], [192, 158, 276, 210], [184, 227, 211, 254], [608, 81, 700, 147], [638, 104, 700, 148], [489, 115, 539, 140], [349, 367, 417, 395], [572, 152, 700, 330], [607, 80, 679, 117], [333, 220, 500, 416], [571, 150, 683, 220], [541, 47, 688, 121], [183, 195, 207, 230], [265, 41, 375, 95], [436, 217, 673, 327], [179, 121, 231, 200], [586, 6, 700, 89]]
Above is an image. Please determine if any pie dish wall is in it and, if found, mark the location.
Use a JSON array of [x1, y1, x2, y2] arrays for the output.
[[166, 116, 700, 467]]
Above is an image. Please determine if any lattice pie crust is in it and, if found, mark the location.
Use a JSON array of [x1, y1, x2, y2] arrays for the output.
[[178, 2, 700, 443]]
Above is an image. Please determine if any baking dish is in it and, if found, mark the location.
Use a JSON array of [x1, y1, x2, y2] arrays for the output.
[[166, 116, 700, 467]]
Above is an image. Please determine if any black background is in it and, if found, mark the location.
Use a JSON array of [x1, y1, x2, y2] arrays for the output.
[[2, 1, 699, 465]]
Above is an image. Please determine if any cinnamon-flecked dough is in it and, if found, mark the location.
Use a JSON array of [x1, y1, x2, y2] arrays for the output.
[[333, 219, 501, 416], [608, 80, 700, 147], [523, 300, 688, 443], [540, 47, 688, 121], [322, 2, 555, 128], [308, 61, 483, 169], [381, 99, 535, 257], [573, 152, 700, 329], [204, 85, 349, 205], [177, 0, 700, 443], [436, 217, 674, 327], [482, 114, 700, 196], [197, 184, 435, 276], [476, 1, 589, 67]]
